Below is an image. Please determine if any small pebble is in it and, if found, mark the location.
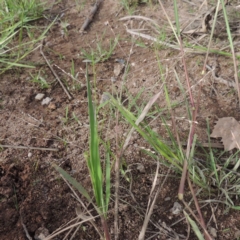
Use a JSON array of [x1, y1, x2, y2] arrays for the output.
[[209, 227, 217, 238], [48, 102, 56, 110], [111, 77, 117, 82], [137, 163, 145, 173], [170, 202, 182, 215], [234, 230, 240, 238], [114, 63, 124, 77], [100, 93, 110, 104], [41, 97, 52, 106], [34, 227, 49, 240], [35, 93, 45, 101]]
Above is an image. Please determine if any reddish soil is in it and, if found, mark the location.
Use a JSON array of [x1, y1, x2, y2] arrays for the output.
[[1, 1, 240, 239]]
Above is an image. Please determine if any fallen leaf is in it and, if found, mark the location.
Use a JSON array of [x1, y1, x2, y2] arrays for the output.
[[210, 117, 240, 151]]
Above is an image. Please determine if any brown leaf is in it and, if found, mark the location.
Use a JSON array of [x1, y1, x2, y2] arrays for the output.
[[210, 117, 240, 151]]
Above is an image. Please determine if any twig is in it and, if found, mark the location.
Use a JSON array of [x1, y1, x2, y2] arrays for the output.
[[44, 215, 99, 240], [80, 0, 104, 33], [187, 175, 212, 240], [183, 200, 213, 239], [61, 175, 104, 239], [114, 111, 120, 240], [0, 144, 58, 151], [20, 216, 32, 240], [138, 164, 171, 240], [40, 42, 72, 100], [114, 41, 135, 240]]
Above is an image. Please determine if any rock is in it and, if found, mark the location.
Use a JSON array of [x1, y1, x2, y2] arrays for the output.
[[113, 63, 124, 77], [209, 227, 217, 238], [137, 163, 145, 173], [35, 93, 45, 101], [41, 97, 52, 106], [48, 102, 56, 110], [170, 202, 182, 215], [111, 76, 117, 82], [34, 227, 49, 240], [100, 93, 110, 104], [234, 230, 240, 239]]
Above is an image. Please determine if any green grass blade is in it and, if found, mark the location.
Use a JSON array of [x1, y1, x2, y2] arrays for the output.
[[86, 65, 104, 211], [184, 211, 205, 240], [173, 0, 180, 36], [105, 143, 111, 215], [52, 163, 91, 202]]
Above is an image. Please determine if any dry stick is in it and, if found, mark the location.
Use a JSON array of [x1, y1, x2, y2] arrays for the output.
[[44, 215, 99, 240], [80, 0, 104, 33], [114, 87, 164, 240], [187, 175, 212, 240], [157, 1, 210, 238], [61, 176, 104, 240], [114, 41, 135, 240], [179, 39, 212, 240], [114, 111, 120, 240], [0, 144, 58, 151], [21, 216, 32, 240], [182, 201, 213, 240], [202, 0, 221, 74], [40, 43, 72, 100], [138, 162, 171, 240]]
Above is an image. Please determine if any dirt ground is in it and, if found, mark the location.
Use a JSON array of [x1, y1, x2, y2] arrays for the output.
[[1, 0, 240, 239]]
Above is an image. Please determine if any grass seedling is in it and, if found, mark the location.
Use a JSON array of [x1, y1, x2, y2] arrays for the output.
[[70, 60, 81, 91], [120, 0, 137, 15], [81, 35, 119, 64], [62, 106, 69, 125], [85, 66, 111, 239], [0, 0, 44, 72], [53, 66, 111, 239], [30, 71, 50, 89]]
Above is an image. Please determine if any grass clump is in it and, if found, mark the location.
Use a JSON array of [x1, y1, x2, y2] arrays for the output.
[[0, 0, 48, 74], [52, 67, 111, 240]]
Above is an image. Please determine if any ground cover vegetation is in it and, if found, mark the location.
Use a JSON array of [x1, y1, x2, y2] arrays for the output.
[[1, 0, 240, 239]]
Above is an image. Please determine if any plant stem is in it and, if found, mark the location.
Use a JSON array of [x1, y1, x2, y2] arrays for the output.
[[101, 217, 111, 240]]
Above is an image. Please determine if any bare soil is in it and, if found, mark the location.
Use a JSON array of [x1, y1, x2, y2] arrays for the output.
[[1, 1, 240, 239]]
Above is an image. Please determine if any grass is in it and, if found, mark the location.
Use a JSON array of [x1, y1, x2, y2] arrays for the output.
[[52, 67, 111, 240], [30, 70, 50, 89], [81, 34, 119, 64], [2, 0, 240, 239], [0, 0, 52, 74]]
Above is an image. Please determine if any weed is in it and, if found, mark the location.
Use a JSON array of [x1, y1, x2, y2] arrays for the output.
[[53, 67, 111, 239], [61, 106, 69, 125], [120, 0, 138, 15], [70, 60, 81, 91], [30, 71, 50, 89], [60, 20, 70, 37], [0, 0, 48, 73], [81, 35, 119, 64]]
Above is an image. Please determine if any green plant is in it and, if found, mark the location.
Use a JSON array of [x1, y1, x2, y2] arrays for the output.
[[0, 0, 51, 74], [70, 60, 81, 91], [81, 35, 119, 64], [30, 71, 50, 89], [53, 67, 111, 239], [120, 0, 138, 15], [61, 106, 69, 124], [60, 20, 70, 37]]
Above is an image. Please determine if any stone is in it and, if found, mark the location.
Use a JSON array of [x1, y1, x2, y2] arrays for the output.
[[35, 93, 45, 101], [41, 97, 52, 106]]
